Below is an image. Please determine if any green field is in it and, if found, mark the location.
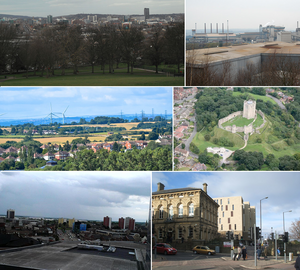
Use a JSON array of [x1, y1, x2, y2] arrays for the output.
[[232, 92, 277, 105], [192, 126, 244, 152], [0, 65, 184, 86]]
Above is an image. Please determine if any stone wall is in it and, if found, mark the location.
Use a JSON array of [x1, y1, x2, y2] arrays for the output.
[[218, 111, 242, 128]]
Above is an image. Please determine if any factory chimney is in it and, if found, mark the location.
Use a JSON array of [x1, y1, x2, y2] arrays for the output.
[[204, 23, 206, 34], [216, 23, 218, 33], [210, 23, 212, 33], [222, 23, 224, 33]]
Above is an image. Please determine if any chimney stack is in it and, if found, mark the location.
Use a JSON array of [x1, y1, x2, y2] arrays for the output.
[[203, 183, 208, 193], [157, 182, 165, 191], [216, 23, 218, 33], [204, 23, 206, 34]]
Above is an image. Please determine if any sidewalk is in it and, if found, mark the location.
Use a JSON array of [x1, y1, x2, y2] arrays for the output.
[[222, 256, 295, 269]]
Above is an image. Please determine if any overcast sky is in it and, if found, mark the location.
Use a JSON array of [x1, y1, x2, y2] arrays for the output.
[[187, 0, 299, 31], [0, 0, 183, 17], [0, 171, 150, 222], [152, 172, 300, 238], [0, 87, 172, 120]]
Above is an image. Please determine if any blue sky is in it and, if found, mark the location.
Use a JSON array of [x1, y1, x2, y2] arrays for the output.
[[1, 0, 183, 17], [0, 171, 151, 222], [152, 172, 300, 238], [0, 87, 172, 120]]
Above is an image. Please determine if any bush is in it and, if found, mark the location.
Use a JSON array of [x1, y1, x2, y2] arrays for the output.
[[204, 134, 211, 141]]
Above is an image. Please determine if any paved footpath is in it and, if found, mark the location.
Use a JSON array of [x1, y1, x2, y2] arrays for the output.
[[153, 254, 295, 270]]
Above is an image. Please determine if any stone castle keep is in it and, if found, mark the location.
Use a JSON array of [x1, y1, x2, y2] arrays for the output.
[[218, 100, 266, 136]]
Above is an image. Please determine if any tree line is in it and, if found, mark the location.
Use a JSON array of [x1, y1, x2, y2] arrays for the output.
[[0, 22, 183, 76]]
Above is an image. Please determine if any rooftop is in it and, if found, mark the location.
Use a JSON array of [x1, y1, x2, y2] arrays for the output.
[[153, 187, 201, 195], [187, 42, 300, 64]]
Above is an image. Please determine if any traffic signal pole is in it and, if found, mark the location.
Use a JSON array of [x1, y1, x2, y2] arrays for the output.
[[254, 224, 257, 267]]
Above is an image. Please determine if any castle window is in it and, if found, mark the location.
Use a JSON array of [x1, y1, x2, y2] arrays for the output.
[[220, 199, 222, 205], [229, 224, 231, 230], [232, 205, 234, 210]]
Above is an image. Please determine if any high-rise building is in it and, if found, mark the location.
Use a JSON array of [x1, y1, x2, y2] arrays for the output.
[[6, 209, 15, 219], [47, 15, 52, 24], [119, 217, 125, 229], [103, 216, 112, 229], [212, 196, 256, 241], [128, 218, 135, 231], [144, 8, 150, 20]]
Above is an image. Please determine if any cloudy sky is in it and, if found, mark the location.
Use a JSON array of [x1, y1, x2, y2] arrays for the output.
[[0, 87, 172, 120], [153, 172, 300, 237], [0, 171, 151, 222], [1, 0, 183, 17], [187, 0, 299, 31]]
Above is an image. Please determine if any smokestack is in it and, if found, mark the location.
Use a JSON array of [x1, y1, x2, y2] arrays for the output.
[[298, 21, 299, 28], [222, 23, 224, 33], [203, 183, 208, 193], [157, 182, 165, 191], [210, 23, 212, 33], [204, 23, 206, 34], [195, 23, 197, 32], [216, 23, 218, 33]]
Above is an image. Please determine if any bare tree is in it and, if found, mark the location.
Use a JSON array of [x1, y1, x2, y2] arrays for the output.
[[289, 219, 300, 241]]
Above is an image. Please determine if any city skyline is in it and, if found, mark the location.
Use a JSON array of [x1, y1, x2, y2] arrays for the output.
[[186, 0, 300, 31], [0, 87, 172, 120], [152, 172, 300, 238], [0, 171, 151, 222], [1, 0, 184, 17]]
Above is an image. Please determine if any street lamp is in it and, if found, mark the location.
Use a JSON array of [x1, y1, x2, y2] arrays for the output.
[[283, 210, 292, 263], [260, 197, 268, 243], [283, 210, 292, 233]]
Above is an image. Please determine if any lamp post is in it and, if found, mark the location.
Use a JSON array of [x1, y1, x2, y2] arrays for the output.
[[260, 197, 268, 244], [283, 210, 292, 263]]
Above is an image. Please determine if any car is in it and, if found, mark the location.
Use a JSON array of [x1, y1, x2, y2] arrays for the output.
[[154, 243, 177, 255], [192, 246, 215, 255]]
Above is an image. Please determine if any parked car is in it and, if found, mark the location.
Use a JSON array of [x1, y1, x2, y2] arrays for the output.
[[154, 243, 177, 255], [192, 246, 215, 255]]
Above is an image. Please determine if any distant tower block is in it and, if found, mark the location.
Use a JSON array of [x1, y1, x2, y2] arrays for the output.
[[243, 100, 256, 119]]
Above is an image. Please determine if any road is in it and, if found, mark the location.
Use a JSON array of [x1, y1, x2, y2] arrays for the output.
[[266, 94, 287, 110]]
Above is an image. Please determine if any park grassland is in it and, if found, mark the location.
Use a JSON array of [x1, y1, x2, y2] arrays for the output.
[[0, 65, 184, 86]]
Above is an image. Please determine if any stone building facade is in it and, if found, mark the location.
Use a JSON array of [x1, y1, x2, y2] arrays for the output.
[[152, 183, 219, 244], [212, 196, 256, 241]]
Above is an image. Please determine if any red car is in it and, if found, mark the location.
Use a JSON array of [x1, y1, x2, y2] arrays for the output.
[[154, 243, 177, 255]]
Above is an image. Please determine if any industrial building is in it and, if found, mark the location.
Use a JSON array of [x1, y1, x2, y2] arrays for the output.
[[6, 209, 15, 220], [187, 42, 300, 85]]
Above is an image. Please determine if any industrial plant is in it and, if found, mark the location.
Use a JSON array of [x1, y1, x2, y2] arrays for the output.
[[187, 21, 300, 86]]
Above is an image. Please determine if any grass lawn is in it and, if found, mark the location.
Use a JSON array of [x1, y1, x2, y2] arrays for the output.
[[222, 116, 253, 127], [253, 113, 264, 128], [192, 126, 244, 152], [232, 92, 277, 105], [0, 65, 183, 86]]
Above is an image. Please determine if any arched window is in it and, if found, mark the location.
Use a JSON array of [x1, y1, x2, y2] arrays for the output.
[[178, 204, 183, 217], [168, 205, 174, 219], [159, 206, 163, 219], [189, 203, 194, 216]]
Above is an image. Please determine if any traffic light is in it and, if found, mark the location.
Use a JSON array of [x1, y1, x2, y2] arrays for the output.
[[284, 232, 289, 243], [226, 231, 230, 240], [234, 234, 239, 241], [230, 231, 234, 240], [270, 233, 274, 240], [256, 227, 261, 239]]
